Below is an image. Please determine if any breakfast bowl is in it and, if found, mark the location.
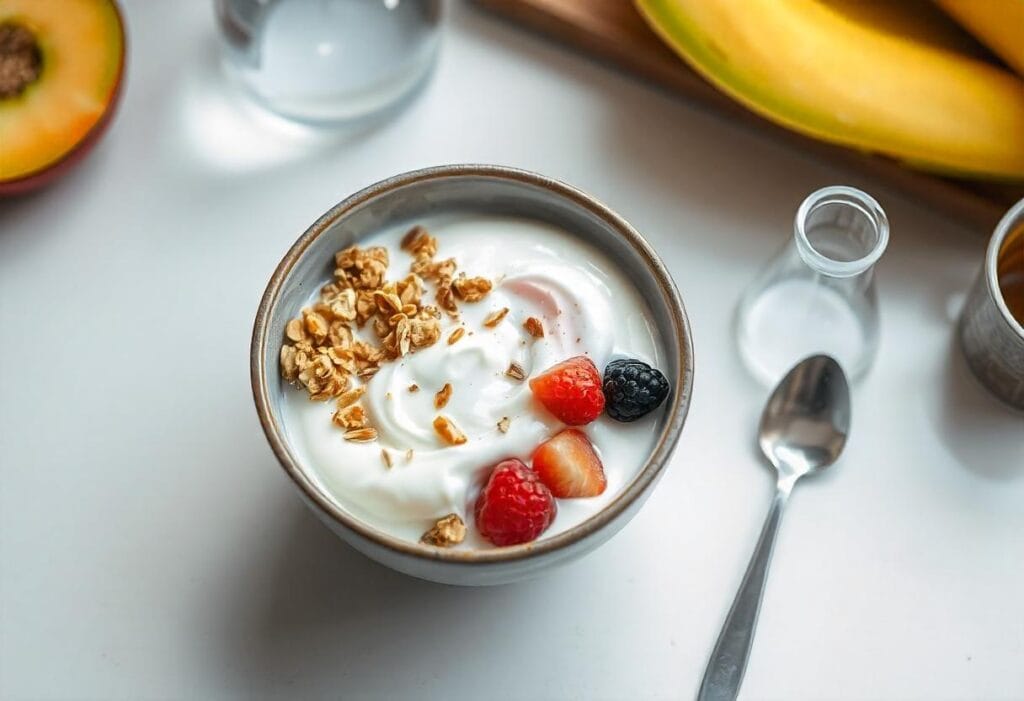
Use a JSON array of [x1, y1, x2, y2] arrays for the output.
[[251, 164, 693, 585]]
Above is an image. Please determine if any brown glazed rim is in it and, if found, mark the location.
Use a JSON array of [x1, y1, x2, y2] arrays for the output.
[[251, 164, 694, 565]]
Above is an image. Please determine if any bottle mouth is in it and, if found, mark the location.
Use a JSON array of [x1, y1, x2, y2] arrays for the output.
[[794, 186, 889, 278]]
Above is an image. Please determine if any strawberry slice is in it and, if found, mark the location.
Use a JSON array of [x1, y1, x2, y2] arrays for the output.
[[531, 429, 607, 498]]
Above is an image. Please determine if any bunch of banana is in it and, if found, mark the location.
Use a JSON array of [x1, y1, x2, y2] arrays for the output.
[[636, 0, 1024, 180]]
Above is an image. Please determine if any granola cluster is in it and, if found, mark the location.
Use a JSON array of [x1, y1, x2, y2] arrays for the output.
[[433, 415, 468, 446], [280, 225, 494, 446], [420, 513, 466, 547], [403, 225, 492, 314]]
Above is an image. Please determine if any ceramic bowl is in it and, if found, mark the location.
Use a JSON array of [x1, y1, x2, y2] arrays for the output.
[[251, 165, 694, 585]]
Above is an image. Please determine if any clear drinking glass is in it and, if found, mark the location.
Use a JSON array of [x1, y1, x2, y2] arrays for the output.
[[214, 0, 443, 125], [736, 186, 890, 385]]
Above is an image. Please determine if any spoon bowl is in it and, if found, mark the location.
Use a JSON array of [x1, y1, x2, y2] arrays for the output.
[[759, 355, 851, 480]]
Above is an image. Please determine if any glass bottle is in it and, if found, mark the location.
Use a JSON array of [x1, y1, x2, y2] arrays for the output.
[[736, 186, 889, 386], [214, 0, 443, 126]]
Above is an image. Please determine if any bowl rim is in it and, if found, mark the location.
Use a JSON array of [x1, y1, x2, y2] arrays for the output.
[[251, 164, 694, 565]]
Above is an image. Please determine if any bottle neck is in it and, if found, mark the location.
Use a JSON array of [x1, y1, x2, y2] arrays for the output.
[[794, 186, 889, 278]]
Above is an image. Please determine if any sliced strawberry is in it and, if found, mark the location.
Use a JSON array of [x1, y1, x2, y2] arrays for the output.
[[531, 429, 607, 498], [528, 355, 605, 425]]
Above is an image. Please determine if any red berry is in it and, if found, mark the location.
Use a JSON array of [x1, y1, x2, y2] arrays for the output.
[[532, 429, 607, 498], [528, 355, 605, 425], [475, 459, 557, 546]]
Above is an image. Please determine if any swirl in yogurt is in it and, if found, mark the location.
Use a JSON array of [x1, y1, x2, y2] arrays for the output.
[[285, 216, 665, 547]]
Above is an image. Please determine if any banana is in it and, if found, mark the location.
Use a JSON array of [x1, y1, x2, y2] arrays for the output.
[[934, 0, 1024, 77], [636, 0, 1024, 180]]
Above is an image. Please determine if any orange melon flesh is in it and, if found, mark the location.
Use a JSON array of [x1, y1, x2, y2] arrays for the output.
[[0, 0, 124, 181]]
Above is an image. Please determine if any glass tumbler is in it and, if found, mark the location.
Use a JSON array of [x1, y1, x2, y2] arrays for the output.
[[214, 0, 443, 125], [736, 186, 890, 386]]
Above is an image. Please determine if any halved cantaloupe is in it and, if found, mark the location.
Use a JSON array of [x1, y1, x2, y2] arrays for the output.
[[636, 0, 1024, 180], [0, 0, 125, 194]]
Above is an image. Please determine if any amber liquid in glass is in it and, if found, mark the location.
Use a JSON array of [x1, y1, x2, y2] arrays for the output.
[[998, 222, 1024, 325]]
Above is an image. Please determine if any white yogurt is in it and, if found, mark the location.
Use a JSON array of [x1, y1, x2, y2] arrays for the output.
[[284, 216, 666, 547]]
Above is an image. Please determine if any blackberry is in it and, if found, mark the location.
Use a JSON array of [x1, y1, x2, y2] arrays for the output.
[[603, 358, 669, 422]]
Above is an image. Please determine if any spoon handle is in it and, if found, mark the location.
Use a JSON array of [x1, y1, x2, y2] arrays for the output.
[[698, 483, 792, 701]]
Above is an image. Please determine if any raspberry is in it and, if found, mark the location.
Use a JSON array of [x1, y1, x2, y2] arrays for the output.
[[603, 358, 670, 422], [528, 355, 605, 425], [475, 459, 556, 546]]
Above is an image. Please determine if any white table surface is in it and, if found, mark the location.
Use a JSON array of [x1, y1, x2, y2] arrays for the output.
[[2, 2, 1022, 699]]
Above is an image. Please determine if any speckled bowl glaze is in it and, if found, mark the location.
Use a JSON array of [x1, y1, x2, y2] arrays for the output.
[[251, 165, 694, 585]]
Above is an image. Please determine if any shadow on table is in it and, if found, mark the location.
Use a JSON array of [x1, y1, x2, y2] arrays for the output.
[[214, 492, 545, 697], [0, 187, 52, 230], [933, 333, 1024, 481]]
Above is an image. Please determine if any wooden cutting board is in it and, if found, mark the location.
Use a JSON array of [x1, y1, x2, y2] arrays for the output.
[[473, 0, 1023, 232]]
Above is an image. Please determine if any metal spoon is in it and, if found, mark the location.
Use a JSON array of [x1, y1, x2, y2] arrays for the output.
[[698, 355, 851, 701]]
